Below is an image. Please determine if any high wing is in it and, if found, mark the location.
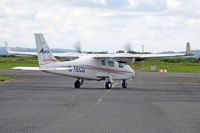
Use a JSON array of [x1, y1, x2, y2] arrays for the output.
[[5, 40, 191, 64], [5, 41, 37, 56], [55, 43, 190, 63], [90, 53, 186, 64], [7, 51, 37, 56], [45, 49, 188, 58], [4, 41, 79, 57], [47, 52, 186, 58]]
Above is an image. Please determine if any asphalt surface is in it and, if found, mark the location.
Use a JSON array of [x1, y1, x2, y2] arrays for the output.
[[0, 70, 200, 133]]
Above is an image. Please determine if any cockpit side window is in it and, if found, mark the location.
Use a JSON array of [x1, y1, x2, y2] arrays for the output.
[[107, 60, 115, 67], [101, 60, 106, 66]]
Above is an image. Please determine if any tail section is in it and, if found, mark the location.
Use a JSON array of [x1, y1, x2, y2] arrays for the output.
[[4, 41, 14, 55], [34, 33, 59, 68]]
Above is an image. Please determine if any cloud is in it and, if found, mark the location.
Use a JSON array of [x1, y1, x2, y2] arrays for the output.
[[0, 0, 199, 52], [127, 0, 137, 6], [166, 0, 182, 10], [92, 0, 107, 5]]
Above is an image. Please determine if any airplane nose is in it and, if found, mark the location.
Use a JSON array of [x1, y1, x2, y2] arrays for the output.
[[128, 66, 135, 78], [131, 69, 136, 78]]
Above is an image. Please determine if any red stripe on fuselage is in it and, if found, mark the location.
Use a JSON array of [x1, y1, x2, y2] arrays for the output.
[[84, 65, 132, 75]]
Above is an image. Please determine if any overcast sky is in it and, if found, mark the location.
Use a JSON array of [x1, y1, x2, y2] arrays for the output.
[[0, 0, 199, 52]]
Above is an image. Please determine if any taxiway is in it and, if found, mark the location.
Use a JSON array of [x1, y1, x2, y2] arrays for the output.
[[0, 70, 200, 133]]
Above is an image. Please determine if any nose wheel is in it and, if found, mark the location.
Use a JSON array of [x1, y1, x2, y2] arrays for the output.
[[105, 81, 112, 89], [122, 80, 127, 88]]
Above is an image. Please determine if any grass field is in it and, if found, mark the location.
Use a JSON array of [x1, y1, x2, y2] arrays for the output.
[[0, 56, 38, 69], [0, 76, 13, 82], [0, 56, 199, 72], [132, 58, 200, 72]]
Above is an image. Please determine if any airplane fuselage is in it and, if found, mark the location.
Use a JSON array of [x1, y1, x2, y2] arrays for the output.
[[42, 57, 135, 81]]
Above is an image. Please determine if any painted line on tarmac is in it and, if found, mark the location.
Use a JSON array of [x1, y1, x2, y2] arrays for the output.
[[97, 89, 112, 103], [113, 82, 119, 88], [97, 82, 118, 103]]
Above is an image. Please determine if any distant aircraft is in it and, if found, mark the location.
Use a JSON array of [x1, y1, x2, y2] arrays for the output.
[[12, 33, 191, 89]]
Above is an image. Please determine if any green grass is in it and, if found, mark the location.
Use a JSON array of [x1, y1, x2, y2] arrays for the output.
[[0, 56, 38, 69], [0, 76, 13, 82], [132, 58, 200, 73], [0, 56, 66, 69], [0, 56, 200, 73]]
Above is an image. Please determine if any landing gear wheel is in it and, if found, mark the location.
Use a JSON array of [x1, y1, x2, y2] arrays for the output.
[[122, 80, 127, 88], [74, 80, 81, 88], [105, 81, 112, 89]]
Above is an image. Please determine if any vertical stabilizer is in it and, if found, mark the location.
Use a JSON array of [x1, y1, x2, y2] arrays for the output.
[[34, 33, 59, 68]]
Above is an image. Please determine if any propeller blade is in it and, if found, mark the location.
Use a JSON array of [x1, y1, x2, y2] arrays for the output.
[[124, 42, 132, 53], [73, 41, 81, 53]]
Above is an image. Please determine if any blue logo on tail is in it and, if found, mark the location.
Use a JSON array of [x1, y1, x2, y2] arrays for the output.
[[39, 48, 50, 54]]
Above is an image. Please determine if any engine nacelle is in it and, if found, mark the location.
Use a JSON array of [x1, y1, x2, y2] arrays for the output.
[[118, 58, 135, 64], [128, 58, 135, 64]]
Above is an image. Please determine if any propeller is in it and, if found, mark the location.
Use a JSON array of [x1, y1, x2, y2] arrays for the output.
[[73, 41, 82, 53], [124, 42, 132, 53]]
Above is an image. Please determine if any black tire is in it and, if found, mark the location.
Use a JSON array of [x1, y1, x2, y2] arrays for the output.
[[105, 81, 112, 89], [74, 80, 81, 88], [122, 81, 127, 88]]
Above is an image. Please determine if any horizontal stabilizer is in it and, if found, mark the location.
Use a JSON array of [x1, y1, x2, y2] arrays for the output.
[[12, 66, 72, 71], [12, 67, 41, 70]]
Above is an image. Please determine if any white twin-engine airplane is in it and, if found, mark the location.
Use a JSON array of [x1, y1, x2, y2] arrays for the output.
[[12, 33, 191, 89]]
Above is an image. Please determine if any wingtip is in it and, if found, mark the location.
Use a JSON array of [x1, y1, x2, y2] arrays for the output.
[[185, 42, 193, 56], [4, 41, 13, 54]]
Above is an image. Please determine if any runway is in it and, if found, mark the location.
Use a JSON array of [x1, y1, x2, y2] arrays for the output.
[[0, 70, 200, 133]]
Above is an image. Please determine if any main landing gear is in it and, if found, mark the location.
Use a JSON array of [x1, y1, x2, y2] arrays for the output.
[[74, 78, 128, 89], [74, 79, 83, 88], [105, 81, 112, 89]]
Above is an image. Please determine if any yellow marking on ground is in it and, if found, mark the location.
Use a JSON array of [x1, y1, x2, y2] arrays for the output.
[[112, 82, 119, 88]]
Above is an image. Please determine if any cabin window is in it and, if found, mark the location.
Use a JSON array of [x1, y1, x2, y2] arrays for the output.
[[101, 60, 106, 66], [107, 60, 115, 67], [118, 62, 124, 68]]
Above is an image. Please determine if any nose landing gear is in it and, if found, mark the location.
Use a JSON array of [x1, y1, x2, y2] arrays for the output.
[[122, 80, 127, 88], [105, 81, 112, 89]]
